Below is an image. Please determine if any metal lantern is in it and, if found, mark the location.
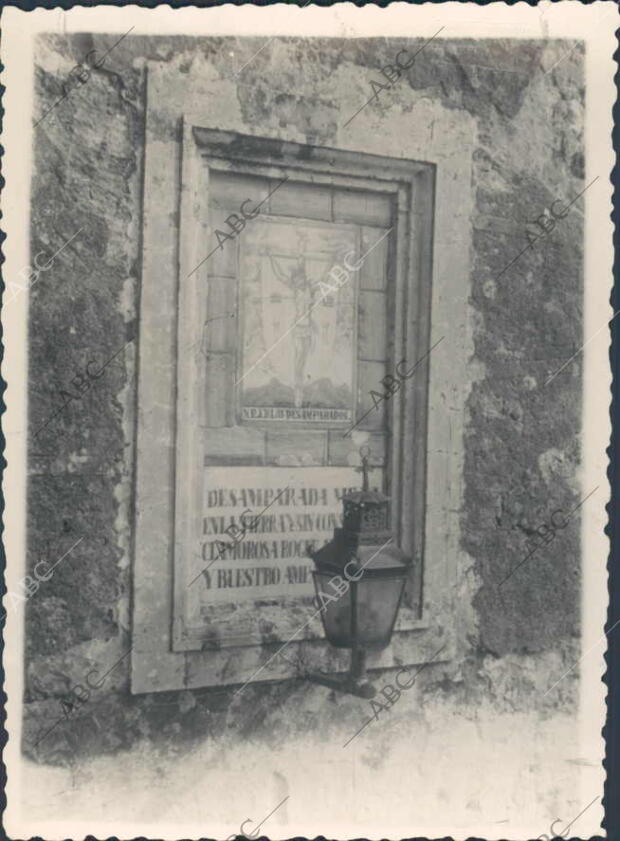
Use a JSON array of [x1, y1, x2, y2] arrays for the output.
[[308, 446, 411, 698]]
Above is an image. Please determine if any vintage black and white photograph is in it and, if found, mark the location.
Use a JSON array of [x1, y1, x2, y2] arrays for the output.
[[1, 3, 616, 838]]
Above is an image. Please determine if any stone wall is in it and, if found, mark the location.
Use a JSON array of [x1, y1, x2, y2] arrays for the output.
[[24, 31, 583, 794]]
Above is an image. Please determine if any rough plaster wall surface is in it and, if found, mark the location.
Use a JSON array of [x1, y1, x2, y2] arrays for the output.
[[23, 707, 585, 838], [24, 33, 585, 829]]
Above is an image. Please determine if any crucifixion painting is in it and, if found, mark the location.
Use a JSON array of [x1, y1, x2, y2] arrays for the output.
[[238, 217, 357, 424], [268, 231, 320, 408]]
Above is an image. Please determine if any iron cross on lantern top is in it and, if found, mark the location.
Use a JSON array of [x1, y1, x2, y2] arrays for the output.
[[354, 444, 374, 492]]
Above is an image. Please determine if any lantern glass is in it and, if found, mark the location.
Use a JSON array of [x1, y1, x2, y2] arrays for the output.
[[313, 570, 353, 647], [354, 574, 407, 648], [312, 569, 407, 650]]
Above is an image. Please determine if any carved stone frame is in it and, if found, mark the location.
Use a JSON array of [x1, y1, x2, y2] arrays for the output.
[[131, 60, 475, 693]]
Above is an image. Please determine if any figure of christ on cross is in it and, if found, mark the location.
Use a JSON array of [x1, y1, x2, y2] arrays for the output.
[[268, 241, 321, 408]]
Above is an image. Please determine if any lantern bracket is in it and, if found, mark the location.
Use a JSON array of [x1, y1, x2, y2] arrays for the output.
[[308, 648, 376, 699]]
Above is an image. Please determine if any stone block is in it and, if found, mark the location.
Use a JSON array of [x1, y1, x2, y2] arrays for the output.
[[265, 429, 327, 466]]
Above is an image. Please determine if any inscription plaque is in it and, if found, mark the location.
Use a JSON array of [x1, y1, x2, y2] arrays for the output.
[[184, 466, 384, 623]]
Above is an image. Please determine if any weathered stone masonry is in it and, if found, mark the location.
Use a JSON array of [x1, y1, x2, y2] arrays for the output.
[[24, 33, 582, 765]]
